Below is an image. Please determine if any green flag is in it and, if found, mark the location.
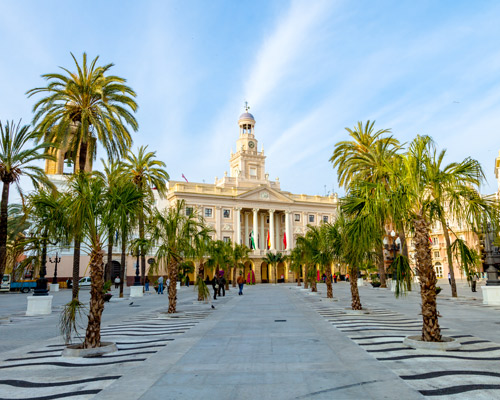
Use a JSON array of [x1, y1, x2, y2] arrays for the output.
[[250, 230, 256, 250]]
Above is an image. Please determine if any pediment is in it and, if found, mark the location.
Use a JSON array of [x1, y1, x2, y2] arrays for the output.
[[237, 186, 294, 203]]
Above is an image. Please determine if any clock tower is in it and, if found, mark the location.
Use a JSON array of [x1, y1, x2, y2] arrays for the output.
[[229, 105, 267, 182]]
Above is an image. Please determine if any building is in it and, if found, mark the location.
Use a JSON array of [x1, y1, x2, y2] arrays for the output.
[[42, 109, 339, 284]]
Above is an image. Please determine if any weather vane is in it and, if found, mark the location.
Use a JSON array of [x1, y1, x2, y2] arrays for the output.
[[244, 101, 250, 112]]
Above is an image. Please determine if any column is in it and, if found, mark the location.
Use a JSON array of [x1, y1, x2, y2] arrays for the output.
[[275, 212, 280, 250], [244, 212, 249, 248], [260, 213, 265, 250], [253, 208, 259, 251], [235, 207, 242, 245], [269, 209, 275, 250], [285, 211, 291, 250], [215, 206, 221, 240]]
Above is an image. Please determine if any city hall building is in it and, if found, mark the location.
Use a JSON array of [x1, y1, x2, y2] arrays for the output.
[[43, 110, 339, 284]]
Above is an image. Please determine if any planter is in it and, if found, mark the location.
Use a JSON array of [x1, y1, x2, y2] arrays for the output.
[[62, 342, 118, 357], [103, 293, 113, 302], [371, 282, 381, 288], [403, 335, 460, 351], [435, 286, 442, 295]]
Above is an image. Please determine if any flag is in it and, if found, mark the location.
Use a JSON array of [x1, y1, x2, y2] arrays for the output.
[[267, 230, 271, 249], [250, 230, 256, 249], [182, 173, 189, 183], [283, 232, 287, 249]]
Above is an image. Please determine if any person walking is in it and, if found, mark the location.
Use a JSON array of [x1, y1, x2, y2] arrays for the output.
[[166, 277, 170, 292], [185, 275, 190, 287], [333, 273, 337, 283], [114, 276, 120, 289], [237, 272, 245, 295], [218, 272, 226, 297], [472, 274, 478, 292], [145, 276, 150, 292], [448, 272, 451, 285], [158, 276, 164, 294], [212, 274, 218, 300]]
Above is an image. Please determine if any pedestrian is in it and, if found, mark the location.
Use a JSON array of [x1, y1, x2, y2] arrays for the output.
[[322, 273, 326, 283], [448, 272, 451, 285], [218, 272, 226, 297], [212, 274, 218, 300], [185, 275, 190, 287], [472, 274, 478, 292], [333, 273, 337, 283], [346, 274, 349, 282], [166, 277, 170, 292], [237, 272, 245, 295], [114, 276, 120, 289], [66, 278, 72, 289], [145, 276, 150, 292], [158, 276, 164, 294]]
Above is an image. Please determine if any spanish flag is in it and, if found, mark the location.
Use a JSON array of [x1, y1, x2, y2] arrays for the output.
[[267, 230, 271, 249], [283, 232, 287, 249]]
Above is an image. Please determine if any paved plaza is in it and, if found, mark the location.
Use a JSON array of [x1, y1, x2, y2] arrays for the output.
[[1, 282, 500, 399]]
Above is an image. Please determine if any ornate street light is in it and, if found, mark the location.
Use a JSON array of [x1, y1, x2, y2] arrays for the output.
[[49, 252, 61, 284]]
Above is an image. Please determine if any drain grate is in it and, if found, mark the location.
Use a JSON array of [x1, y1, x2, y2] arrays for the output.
[[275, 320, 287, 322]]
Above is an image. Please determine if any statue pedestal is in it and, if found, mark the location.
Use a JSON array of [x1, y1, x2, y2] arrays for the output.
[[50, 283, 59, 292], [130, 286, 144, 298], [482, 286, 500, 305], [26, 296, 53, 316]]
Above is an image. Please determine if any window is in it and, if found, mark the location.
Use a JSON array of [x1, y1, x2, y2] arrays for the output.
[[266, 216, 269, 223], [205, 208, 213, 218], [323, 216, 328, 223], [223, 236, 231, 243], [309, 215, 315, 223], [223, 209, 230, 218], [249, 167, 257, 177], [432, 237, 439, 246], [434, 263, 443, 278], [294, 214, 301, 222], [433, 251, 440, 259], [186, 207, 193, 216]]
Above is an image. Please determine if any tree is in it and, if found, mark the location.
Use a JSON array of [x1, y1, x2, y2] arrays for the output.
[[150, 200, 207, 313], [294, 236, 317, 291], [230, 243, 250, 287], [263, 252, 286, 284], [0, 120, 54, 283], [123, 146, 169, 285], [66, 172, 108, 348], [206, 240, 232, 288], [330, 120, 400, 288], [27, 52, 138, 298]]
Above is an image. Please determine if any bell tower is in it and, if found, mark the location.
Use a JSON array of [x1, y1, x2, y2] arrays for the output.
[[229, 104, 266, 181]]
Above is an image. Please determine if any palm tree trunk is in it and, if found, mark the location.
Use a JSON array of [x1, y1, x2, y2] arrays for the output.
[[78, 142, 88, 172], [83, 241, 104, 348], [232, 266, 237, 287], [303, 266, 308, 289], [377, 244, 387, 288], [106, 227, 113, 282], [0, 181, 10, 283], [120, 232, 126, 298], [139, 209, 146, 285], [326, 269, 333, 298], [197, 263, 204, 301], [72, 238, 81, 300], [274, 263, 278, 284], [399, 226, 409, 258], [440, 215, 457, 297], [350, 266, 362, 310], [311, 279, 317, 292], [414, 212, 441, 342], [167, 261, 178, 314]]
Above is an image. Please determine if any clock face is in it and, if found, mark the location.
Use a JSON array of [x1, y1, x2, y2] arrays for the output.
[[248, 141, 255, 148]]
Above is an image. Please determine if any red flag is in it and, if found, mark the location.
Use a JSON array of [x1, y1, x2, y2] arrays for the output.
[[182, 173, 189, 183], [267, 230, 271, 249], [283, 232, 287, 249]]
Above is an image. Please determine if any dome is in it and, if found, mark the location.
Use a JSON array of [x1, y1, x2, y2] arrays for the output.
[[238, 112, 255, 121]]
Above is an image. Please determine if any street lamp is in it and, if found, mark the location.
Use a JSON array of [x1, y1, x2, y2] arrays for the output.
[[49, 252, 61, 284]]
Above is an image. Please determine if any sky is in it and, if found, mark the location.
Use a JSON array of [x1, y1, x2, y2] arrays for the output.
[[1, 0, 500, 199]]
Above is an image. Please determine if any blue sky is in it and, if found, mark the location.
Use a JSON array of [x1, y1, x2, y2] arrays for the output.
[[1, 0, 500, 198]]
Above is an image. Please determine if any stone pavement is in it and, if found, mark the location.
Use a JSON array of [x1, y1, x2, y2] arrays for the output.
[[1, 282, 500, 399]]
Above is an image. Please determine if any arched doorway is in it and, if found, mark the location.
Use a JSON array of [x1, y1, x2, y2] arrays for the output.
[[244, 261, 255, 284], [277, 262, 285, 283], [111, 261, 121, 280], [261, 262, 269, 283]]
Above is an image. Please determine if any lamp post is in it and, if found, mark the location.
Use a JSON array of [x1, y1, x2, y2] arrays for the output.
[[49, 252, 61, 284], [131, 249, 141, 286]]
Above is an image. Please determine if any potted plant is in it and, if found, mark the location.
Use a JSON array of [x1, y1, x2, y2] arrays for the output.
[[102, 280, 113, 302]]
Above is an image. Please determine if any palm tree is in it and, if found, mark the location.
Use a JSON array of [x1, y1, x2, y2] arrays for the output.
[[263, 251, 286, 284], [289, 246, 305, 286], [206, 240, 232, 288], [0, 120, 54, 283], [231, 243, 250, 287], [330, 121, 400, 288], [27, 52, 138, 300], [66, 172, 108, 348], [110, 180, 143, 298], [150, 200, 207, 313], [123, 146, 169, 285]]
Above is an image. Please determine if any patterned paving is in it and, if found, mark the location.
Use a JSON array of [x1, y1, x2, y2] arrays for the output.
[[0, 307, 212, 400], [297, 290, 500, 399]]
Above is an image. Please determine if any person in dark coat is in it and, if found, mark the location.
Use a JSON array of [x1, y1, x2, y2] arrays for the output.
[[218, 272, 226, 297], [211, 275, 218, 300]]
